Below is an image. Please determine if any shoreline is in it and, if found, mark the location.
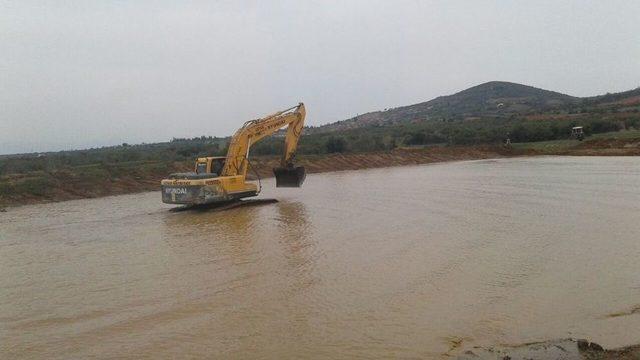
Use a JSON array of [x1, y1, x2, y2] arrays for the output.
[[1, 143, 638, 209], [457, 338, 640, 359], [0, 145, 517, 208]]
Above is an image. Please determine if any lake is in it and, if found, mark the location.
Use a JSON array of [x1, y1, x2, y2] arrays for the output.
[[2, 156, 639, 358]]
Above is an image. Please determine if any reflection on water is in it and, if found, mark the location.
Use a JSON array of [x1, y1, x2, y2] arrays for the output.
[[1, 157, 640, 359], [275, 201, 315, 266]]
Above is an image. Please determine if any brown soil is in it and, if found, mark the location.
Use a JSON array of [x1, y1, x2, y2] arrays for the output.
[[1, 142, 637, 208], [557, 138, 640, 156], [0, 146, 516, 208], [248, 145, 518, 179]]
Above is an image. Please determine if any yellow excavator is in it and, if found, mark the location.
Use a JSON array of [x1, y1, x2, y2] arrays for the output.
[[161, 103, 306, 206]]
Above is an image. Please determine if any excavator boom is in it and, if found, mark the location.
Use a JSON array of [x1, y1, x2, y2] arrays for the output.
[[222, 103, 306, 186]]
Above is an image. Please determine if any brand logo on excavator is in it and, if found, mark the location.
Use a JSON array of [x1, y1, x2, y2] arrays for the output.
[[165, 187, 187, 195]]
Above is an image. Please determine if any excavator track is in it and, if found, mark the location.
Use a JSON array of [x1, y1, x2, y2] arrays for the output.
[[169, 198, 278, 212]]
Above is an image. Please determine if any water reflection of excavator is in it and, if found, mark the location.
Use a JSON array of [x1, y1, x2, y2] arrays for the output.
[[161, 103, 307, 207]]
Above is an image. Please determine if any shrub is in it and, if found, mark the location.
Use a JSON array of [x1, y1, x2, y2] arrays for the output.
[[325, 137, 347, 153]]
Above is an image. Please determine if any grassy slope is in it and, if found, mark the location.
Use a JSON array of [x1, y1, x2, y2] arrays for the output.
[[512, 129, 640, 155]]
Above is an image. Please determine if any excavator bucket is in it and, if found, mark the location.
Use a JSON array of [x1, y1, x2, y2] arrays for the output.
[[273, 166, 306, 187]]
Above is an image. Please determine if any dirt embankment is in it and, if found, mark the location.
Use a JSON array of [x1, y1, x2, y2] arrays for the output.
[[249, 145, 518, 179], [0, 161, 187, 208], [0, 146, 516, 208], [568, 138, 640, 156], [2, 139, 638, 209]]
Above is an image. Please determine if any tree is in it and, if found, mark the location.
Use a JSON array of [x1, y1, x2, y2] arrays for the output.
[[405, 132, 426, 145], [325, 137, 347, 153]]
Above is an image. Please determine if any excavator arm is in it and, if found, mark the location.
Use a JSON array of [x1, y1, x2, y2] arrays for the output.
[[222, 103, 307, 187], [281, 104, 306, 168]]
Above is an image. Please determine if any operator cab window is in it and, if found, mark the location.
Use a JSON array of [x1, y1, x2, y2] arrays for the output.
[[212, 159, 225, 176], [196, 163, 207, 174]]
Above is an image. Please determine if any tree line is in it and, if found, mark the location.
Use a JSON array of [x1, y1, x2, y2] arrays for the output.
[[1, 115, 639, 176]]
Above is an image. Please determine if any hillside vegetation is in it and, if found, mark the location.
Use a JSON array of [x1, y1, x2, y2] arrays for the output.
[[2, 81, 640, 206], [311, 81, 580, 132]]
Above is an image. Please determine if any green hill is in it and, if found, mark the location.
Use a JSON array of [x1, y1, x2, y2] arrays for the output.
[[310, 81, 639, 133], [2, 81, 639, 177]]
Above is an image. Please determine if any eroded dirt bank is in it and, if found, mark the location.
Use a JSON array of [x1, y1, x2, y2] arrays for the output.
[[456, 339, 640, 359], [2, 140, 639, 208], [0, 146, 516, 207], [249, 145, 519, 178]]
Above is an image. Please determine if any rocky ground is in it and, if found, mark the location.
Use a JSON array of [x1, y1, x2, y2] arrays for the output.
[[457, 339, 640, 360]]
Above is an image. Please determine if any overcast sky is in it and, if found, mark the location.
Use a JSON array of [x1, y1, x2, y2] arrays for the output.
[[1, 0, 639, 154]]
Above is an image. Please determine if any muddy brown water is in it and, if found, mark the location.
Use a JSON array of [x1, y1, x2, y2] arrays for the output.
[[2, 157, 639, 359]]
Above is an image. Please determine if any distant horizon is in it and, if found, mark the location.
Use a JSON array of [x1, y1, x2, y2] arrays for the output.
[[2, 79, 639, 156], [3, 1, 639, 155]]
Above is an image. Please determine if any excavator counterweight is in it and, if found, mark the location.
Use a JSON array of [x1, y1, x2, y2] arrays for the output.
[[161, 103, 307, 206]]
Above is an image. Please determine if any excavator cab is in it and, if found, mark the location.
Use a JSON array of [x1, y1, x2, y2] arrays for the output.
[[195, 157, 225, 176], [273, 165, 306, 187]]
